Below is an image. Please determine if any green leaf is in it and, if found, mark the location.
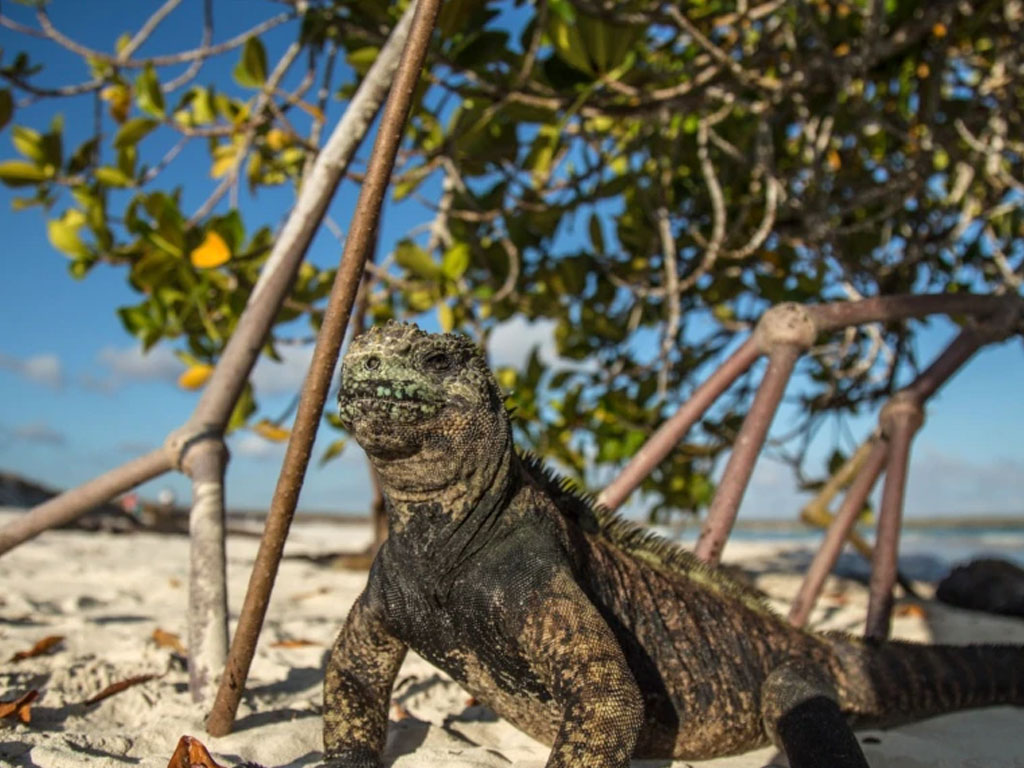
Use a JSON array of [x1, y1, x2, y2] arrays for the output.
[[67, 137, 98, 174], [191, 87, 216, 124], [114, 118, 158, 149], [136, 64, 165, 118], [94, 165, 134, 187], [0, 159, 53, 186], [441, 242, 470, 280], [319, 437, 347, 466], [227, 383, 256, 433], [546, 12, 592, 74], [395, 239, 441, 279], [12, 125, 46, 163], [525, 123, 560, 185], [346, 46, 379, 76], [0, 89, 12, 132], [588, 212, 605, 254], [47, 211, 89, 258], [234, 37, 267, 88]]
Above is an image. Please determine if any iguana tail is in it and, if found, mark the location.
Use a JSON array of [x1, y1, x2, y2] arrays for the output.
[[830, 636, 1024, 725]]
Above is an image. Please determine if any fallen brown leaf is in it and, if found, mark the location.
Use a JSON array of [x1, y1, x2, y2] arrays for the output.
[[167, 735, 227, 768], [83, 674, 157, 706], [391, 701, 412, 721], [895, 603, 928, 619], [153, 628, 186, 654], [824, 590, 850, 605], [0, 689, 38, 724], [289, 585, 331, 601], [270, 638, 318, 648], [10, 635, 63, 662]]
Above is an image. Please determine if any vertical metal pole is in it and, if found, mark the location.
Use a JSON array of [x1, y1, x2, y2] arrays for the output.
[[864, 398, 923, 640], [183, 439, 229, 704]]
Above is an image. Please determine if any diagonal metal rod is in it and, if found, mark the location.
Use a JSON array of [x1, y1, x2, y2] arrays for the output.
[[695, 343, 802, 563], [788, 437, 889, 627], [864, 326, 988, 639], [598, 338, 760, 510], [205, 0, 443, 736], [0, 447, 172, 555]]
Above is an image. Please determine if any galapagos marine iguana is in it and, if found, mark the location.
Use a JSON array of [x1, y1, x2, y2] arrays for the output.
[[324, 321, 1023, 768]]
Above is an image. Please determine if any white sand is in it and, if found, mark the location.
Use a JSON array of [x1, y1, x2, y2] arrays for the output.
[[1, 508, 1023, 767]]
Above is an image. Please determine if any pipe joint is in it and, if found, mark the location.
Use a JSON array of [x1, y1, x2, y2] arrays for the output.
[[754, 302, 817, 355], [879, 392, 925, 437]]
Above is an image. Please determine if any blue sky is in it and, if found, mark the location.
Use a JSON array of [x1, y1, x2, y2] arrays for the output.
[[1, 2, 1022, 521]]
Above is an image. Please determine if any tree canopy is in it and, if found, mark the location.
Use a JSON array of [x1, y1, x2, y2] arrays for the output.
[[1, 0, 1021, 520]]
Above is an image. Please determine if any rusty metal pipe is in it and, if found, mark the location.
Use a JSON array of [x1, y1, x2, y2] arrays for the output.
[[204, 0, 443, 736]]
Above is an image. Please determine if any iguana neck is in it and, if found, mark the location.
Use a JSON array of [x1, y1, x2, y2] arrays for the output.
[[376, 422, 517, 575]]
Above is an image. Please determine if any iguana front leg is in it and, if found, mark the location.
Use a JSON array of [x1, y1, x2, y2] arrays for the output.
[[517, 570, 645, 768], [323, 590, 407, 768], [760, 660, 869, 768]]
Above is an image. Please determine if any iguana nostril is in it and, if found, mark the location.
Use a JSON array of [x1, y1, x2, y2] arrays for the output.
[[365, 356, 381, 371]]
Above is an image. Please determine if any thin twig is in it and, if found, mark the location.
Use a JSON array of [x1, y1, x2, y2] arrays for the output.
[[118, 0, 184, 61]]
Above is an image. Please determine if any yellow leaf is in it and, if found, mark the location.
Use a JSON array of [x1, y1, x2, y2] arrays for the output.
[[438, 303, 455, 333], [932, 22, 947, 38], [265, 128, 290, 151], [826, 149, 842, 171], [496, 368, 517, 390], [190, 231, 231, 268], [210, 152, 239, 178], [833, 43, 850, 57], [254, 419, 290, 442], [178, 364, 214, 390]]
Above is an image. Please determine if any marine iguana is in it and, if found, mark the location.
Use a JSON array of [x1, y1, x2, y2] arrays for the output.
[[323, 321, 1023, 768]]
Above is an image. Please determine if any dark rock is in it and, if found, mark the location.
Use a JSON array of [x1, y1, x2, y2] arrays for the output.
[[936, 558, 1024, 618], [0, 470, 139, 533]]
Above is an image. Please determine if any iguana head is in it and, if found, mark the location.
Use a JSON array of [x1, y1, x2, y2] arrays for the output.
[[337, 322, 511, 501]]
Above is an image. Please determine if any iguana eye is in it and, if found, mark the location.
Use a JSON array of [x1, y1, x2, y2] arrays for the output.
[[423, 351, 452, 372], [364, 356, 380, 371]]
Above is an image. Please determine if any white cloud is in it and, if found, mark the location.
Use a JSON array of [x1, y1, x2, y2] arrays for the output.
[[251, 344, 317, 396], [230, 432, 287, 461], [10, 422, 66, 445], [97, 344, 180, 382], [0, 352, 64, 388], [487, 317, 559, 370], [83, 344, 180, 391]]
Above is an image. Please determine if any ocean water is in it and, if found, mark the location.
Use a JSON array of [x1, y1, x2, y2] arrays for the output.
[[665, 525, 1024, 583]]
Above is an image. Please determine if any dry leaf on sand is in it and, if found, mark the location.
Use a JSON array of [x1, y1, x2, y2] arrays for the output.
[[83, 674, 158, 706], [9, 635, 63, 662], [270, 638, 318, 648], [0, 689, 39, 724], [153, 628, 187, 654], [167, 735, 227, 768]]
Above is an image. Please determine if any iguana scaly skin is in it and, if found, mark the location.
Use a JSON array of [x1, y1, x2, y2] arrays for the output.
[[323, 322, 1023, 768]]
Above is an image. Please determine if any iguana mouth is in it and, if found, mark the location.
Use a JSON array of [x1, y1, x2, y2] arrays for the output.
[[338, 379, 444, 424]]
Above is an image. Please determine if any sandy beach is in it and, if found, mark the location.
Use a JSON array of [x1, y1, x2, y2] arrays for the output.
[[2, 508, 1023, 768]]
